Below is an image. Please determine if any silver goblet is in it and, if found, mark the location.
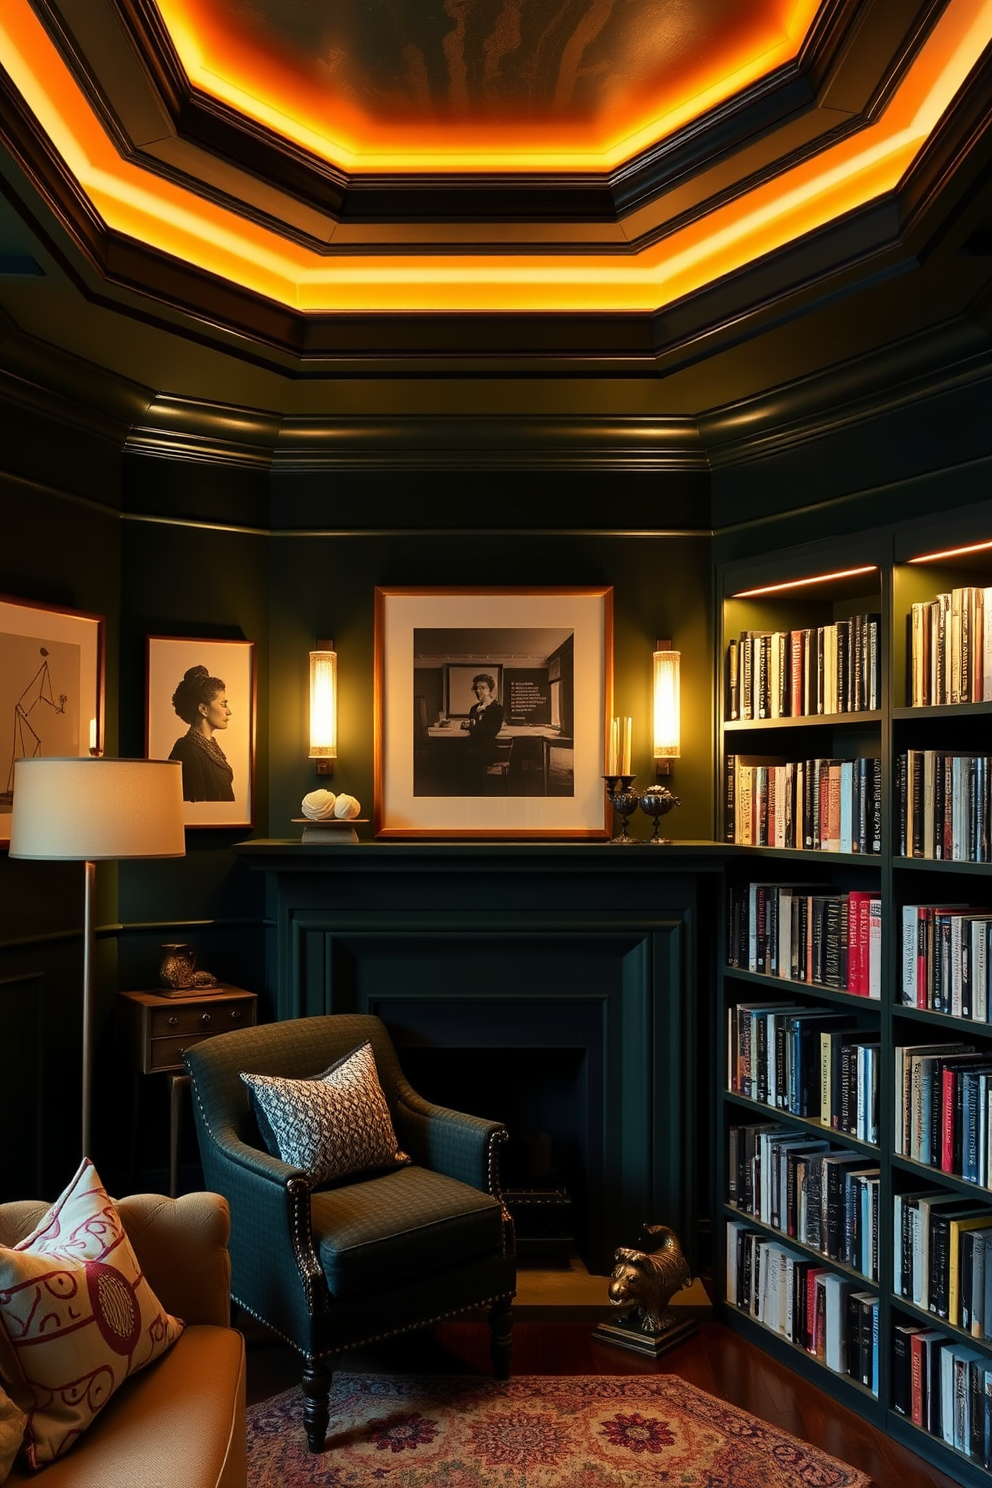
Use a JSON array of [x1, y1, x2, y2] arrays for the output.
[[639, 787, 679, 844]]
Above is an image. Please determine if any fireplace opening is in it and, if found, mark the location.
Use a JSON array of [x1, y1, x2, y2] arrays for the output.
[[398, 1044, 594, 1267]]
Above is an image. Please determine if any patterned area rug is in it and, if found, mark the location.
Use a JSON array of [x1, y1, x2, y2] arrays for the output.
[[247, 1373, 872, 1486]]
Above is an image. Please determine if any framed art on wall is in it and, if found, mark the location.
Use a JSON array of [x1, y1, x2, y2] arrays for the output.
[[374, 586, 613, 839], [0, 594, 105, 846], [146, 636, 256, 829]]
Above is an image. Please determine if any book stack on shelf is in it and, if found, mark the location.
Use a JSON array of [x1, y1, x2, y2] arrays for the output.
[[901, 905, 992, 1019], [893, 1319, 992, 1465], [728, 1002, 879, 1139], [726, 1220, 879, 1391], [728, 882, 881, 996], [895, 1042, 992, 1187], [896, 749, 990, 862], [729, 1121, 880, 1280], [727, 612, 881, 721], [726, 753, 882, 852], [909, 585, 992, 707]]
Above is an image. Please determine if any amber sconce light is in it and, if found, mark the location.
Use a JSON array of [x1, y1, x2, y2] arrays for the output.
[[653, 642, 681, 777], [309, 639, 337, 776]]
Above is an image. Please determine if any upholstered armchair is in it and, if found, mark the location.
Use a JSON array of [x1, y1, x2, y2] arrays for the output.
[[184, 1013, 516, 1453]]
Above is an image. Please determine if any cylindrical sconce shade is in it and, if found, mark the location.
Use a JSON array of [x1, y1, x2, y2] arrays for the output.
[[309, 646, 338, 760], [10, 757, 186, 859], [653, 647, 681, 760]]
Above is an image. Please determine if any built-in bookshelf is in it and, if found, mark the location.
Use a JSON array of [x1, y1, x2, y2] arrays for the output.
[[716, 506, 992, 1485]]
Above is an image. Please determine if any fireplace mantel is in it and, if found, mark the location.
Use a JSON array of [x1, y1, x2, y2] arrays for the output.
[[235, 839, 724, 1272]]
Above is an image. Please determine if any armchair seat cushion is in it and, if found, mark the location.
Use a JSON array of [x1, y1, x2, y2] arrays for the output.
[[313, 1165, 503, 1299]]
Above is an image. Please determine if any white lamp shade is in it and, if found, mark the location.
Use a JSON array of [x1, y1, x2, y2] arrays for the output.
[[9, 757, 186, 860]]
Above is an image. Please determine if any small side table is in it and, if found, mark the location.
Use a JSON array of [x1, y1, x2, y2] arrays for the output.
[[117, 985, 258, 1196]]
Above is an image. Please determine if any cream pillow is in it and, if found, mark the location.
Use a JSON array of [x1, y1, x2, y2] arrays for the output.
[[241, 1039, 410, 1186], [0, 1386, 26, 1485], [0, 1159, 184, 1469]]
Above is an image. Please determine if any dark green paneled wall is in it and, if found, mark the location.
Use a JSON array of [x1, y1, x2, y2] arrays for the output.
[[4, 359, 990, 1198]]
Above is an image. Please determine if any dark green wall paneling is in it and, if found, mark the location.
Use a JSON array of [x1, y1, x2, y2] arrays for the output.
[[270, 467, 711, 533], [3, 347, 990, 1202], [1, 448, 123, 1199]]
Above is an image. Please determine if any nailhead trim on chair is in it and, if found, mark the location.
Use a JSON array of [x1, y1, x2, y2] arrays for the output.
[[286, 1176, 330, 1313], [232, 1289, 517, 1364], [486, 1128, 515, 1258]]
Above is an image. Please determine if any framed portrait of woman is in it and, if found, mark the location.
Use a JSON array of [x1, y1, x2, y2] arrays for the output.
[[146, 636, 255, 829], [375, 586, 613, 839]]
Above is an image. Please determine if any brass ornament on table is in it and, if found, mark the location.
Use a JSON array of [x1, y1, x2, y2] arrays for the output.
[[639, 786, 680, 844], [594, 1223, 699, 1357], [158, 942, 219, 996]]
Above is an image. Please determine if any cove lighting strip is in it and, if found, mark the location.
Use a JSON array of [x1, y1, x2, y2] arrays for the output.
[[732, 565, 878, 597], [908, 539, 992, 563], [1, 0, 991, 314]]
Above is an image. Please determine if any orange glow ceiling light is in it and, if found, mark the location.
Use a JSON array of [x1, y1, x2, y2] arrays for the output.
[[1, 0, 991, 315]]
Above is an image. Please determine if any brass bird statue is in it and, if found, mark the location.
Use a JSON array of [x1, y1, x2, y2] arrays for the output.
[[607, 1223, 693, 1335]]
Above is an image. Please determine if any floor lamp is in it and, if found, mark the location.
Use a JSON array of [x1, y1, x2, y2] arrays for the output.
[[9, 757, 186, 1159]]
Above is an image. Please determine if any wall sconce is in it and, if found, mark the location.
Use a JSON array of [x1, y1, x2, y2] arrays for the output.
[[653, 640, 681, 776], [309, 638, 337, 775]]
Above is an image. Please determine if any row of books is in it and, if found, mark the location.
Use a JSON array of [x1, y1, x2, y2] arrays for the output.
[[895, 1189, 992, 1333], [894, 1321, 992, 1464], [726, 1220, 878, 1389], [895, 1041, 992, 1186], [726, 615, 880, 721], [909, 586, 992, 707], [727, 882, 881, 996], [901, 904, 992, 1019], [896, 749, 991, 862], [725, 754, 882, 853], [727, 1001, 879, 1138], [729, 1121, 879, 1279]]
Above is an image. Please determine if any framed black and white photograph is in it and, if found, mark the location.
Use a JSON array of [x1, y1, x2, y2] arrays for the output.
[[146, 636, 255, 829], [375, 586, 613, 838], [0, 594, 105, 846]]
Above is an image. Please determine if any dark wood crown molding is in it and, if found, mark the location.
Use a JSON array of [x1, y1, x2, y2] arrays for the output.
[[27, 0, 945, 255]]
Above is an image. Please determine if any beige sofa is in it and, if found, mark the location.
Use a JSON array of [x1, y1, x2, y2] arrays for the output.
[[0, 1190, 245, 1488]]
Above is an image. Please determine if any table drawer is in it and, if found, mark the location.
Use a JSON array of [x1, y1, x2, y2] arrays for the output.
[[149, 1000, 253, 1038], [146, 1031, 215, 1071]]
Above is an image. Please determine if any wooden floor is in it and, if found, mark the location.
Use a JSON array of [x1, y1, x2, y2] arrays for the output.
[[244, 1313, 960, 1487]]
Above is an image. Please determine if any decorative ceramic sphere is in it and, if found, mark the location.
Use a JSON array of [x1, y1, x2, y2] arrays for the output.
[[333, 793, 361, 819], [302, 788, 337, 821]]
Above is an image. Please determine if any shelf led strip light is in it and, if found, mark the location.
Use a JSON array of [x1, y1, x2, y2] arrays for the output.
[[731, 565, 878, 598], [908, 539, 992, 563]]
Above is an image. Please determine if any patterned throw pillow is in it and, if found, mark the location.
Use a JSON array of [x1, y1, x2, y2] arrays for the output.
[[241, 1040, 410, 1186], [0, 1385, 27, 1485], [0, 1159, 184, 1470]]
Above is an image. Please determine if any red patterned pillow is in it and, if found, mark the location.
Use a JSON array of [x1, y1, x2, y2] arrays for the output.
[[0, 1159, 184, 1469]]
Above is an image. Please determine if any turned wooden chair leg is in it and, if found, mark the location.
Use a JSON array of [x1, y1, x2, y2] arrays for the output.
[[301, 1361, 332, 1452], [489, 1296, 513, 1379]]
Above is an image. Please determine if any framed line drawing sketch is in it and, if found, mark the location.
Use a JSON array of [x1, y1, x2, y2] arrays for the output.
[[146, 636, 256, 829], [374, 586, 613, 839], [0, 594, 105, 846]]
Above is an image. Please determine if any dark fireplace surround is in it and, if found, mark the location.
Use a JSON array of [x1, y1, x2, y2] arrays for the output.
[[236, 841, 720, 1275]]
